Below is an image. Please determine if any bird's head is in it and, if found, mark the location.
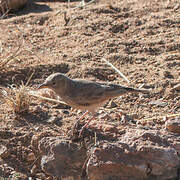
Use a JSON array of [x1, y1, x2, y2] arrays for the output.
[[38, 73, 69, 94]]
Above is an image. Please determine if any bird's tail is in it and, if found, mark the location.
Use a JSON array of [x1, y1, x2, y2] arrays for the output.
[[105, 84, 150, 98], [124, 87, 150, 94]]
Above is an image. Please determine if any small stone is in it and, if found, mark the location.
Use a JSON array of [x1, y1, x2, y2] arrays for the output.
[[27, 152, 36, 162], [62, 110, 70, 115], [163, 71, 174, 79], [47, 116, 62, 126], [149, 100, 168, 107], [172, 84, 180, 91], [35, 173, 47, 179], [99, 113, 110, 120], [10, 172, 27, 179], [165, 116, 180, 134], [140, 94, 150, 98], [0, 145, 9, 158], [47, 116, 56, 123], [52, 103, 71, 109], [174, 3, 180, 10], [110, 101, 118, 108], [129, 114, 139, 119], [31, 165, 38, 175]]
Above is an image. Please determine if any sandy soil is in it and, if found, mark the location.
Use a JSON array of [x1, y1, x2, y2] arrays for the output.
[[0, 0, 179, 179]]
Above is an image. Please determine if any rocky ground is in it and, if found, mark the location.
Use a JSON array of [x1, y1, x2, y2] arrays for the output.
[[0, 0, 180, 179]]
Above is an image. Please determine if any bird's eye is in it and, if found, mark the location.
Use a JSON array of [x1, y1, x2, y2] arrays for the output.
[[52, 81, 56, 86]]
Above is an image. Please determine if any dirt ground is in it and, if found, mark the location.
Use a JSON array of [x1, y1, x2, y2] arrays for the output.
[[0, 0, 179, 179]]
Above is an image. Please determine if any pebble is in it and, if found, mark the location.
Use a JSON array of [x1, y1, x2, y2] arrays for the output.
[[0, 145, 9, 158], [27, 152, 36, 162], [165, 116, 180, 134], [47, 116, 62, 126], [62, 110, 70, 115], [163, 71, 174, 79], [149, 100, 168, 107], [110, 101, 118, 108], [172, 84, 180, 91]]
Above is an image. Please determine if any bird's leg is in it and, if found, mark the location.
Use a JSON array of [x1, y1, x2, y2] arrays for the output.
[[78, 115, 95, 138], [71, 111, 89, 138], [78, 111, 89, 122], [73, 111, 89, 130]]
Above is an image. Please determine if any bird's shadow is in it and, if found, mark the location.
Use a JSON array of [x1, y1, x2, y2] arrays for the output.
[[15, 108, 63, 127]]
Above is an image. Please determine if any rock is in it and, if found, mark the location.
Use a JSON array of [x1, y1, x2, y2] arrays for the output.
[[39, 137, 87, 179], [109, 100, 118, 108], [35, 173, 48, 179], [39, 129, 180, 180], [9, 171, 27, 179], [165, 116, 180, 134], [46, 116, 62, 126], [163, 71, 174, 79], [174, 3, 180, 10], [27, 152, 36, 162], [98, 113, 111, 120], [87, 129, 180, 180], [172, 84, 180, 91], [52, 103, 71, 109], [130, 113, 138, 119], [0, 145, 9, 158], [31, 132, 54, 153], [149, 100, 168, 107], [31, 165, 38, 175], [62, 110, 70, 115]]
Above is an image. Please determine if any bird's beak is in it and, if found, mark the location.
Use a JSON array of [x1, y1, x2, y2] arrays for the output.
[[38, 83, 49, 90]]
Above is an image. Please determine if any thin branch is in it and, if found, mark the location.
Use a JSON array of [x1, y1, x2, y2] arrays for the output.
[[0, 42, 22, 68], [29, 91, 68, 105], [102, 58, 130, 83], [141, 113, 180, 122]]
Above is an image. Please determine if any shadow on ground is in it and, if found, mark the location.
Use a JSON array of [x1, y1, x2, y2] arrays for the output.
[[0, 63, 70, 86]]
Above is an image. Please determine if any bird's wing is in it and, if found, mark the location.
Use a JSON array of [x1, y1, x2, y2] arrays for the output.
[[67, 80, 108, 106]]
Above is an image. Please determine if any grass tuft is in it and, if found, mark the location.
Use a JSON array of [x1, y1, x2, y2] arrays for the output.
[[5, 83, 31, 114]]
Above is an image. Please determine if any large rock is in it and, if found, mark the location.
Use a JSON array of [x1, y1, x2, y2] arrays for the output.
[[39, 137, 87, 180], [165, 116, 180, 134], [39, 128, 180, 180], [87, 128, 180, 180]]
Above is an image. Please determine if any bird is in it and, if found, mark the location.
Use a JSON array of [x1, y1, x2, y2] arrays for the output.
[[38, 73, 149, 136]]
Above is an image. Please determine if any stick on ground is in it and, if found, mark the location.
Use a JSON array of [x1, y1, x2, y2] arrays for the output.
[[102, 58, 130, 83]]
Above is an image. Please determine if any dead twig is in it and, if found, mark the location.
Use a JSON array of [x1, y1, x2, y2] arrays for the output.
[[101, 58, 130, 83], [141, 113, 180, 122], [64, 11, 70, 26], [29, 92, 67, 106], [0, 42, 22, 68]]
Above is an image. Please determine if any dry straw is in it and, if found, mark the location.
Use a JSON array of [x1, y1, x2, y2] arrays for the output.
[[5, 83, 31, 114], [4, 72, 34, 114], [0, 43, 22, 69]]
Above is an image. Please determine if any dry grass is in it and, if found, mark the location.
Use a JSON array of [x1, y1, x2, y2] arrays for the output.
[[4, 83, 31, 114], [0, 43, 22, 69]]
